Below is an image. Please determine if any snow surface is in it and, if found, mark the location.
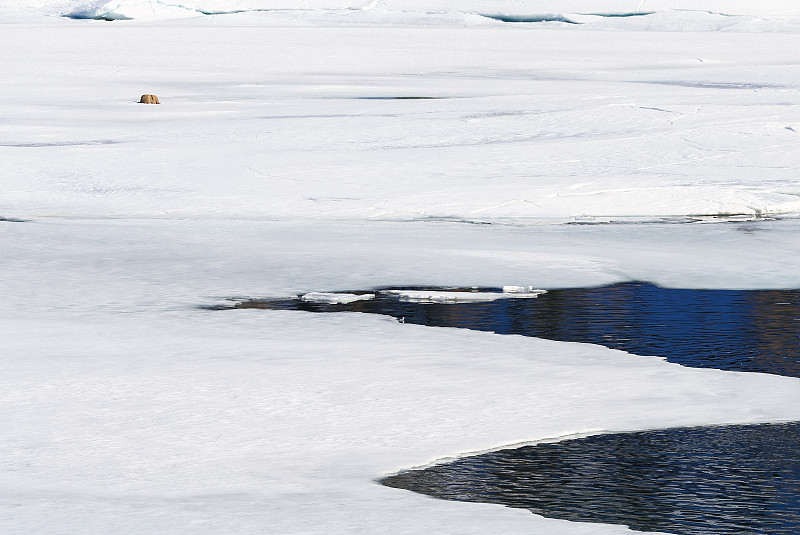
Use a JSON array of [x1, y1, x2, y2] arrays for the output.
[[4, 10, 800, 223], [42, 0, 800, 22], [2, 2, 800, 534]]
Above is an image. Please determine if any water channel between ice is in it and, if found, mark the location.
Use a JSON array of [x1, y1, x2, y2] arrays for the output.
[[208, 282, 800, 535]]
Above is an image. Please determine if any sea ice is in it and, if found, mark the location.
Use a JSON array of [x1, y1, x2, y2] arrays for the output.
[[2, 2, 800, 534]]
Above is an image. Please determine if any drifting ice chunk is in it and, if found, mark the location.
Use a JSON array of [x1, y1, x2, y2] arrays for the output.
[[502, 286, 547, 294], [382, 289, 545, 303], [300, 292, 375, 304]]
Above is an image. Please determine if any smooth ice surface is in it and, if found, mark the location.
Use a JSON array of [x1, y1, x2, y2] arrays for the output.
[[3, 5, 800, 224], [2, 2, 800, 534], [44, 1, 800, 22]]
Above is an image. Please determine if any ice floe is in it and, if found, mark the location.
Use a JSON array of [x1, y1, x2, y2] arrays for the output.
[[300, 291, 376, 304], [382, 288, 546, 303]]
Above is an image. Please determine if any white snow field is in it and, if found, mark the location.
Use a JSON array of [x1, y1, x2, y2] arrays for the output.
[[2, 1, 800, 534]]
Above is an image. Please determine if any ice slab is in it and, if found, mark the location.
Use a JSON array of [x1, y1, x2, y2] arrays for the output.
[[383, 289, 546, 303], [300, 291, 375, 304]]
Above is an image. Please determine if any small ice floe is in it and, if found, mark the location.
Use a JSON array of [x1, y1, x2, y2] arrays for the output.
[[502, 286, 547, 294], [382, 288, 546, 304], [299, 292, 375, 305]]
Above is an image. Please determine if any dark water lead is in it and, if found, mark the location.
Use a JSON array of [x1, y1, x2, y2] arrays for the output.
[[207, 284, 800, 533], [212, 282, 800, 378], [381, 422, 800, 535]]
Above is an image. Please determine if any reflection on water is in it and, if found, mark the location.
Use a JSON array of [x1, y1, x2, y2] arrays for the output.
[[225, 282, 800, 378], [381, 422, 800, 535]]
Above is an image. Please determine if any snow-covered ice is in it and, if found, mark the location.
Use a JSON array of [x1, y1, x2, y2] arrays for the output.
[[4, 218, 800, 535], [46, 0, 800, 23], [2, 1, 800, 534], [300, 291, 375, 304], [382, 288, 545, 303], [4, 2, 800, 223]]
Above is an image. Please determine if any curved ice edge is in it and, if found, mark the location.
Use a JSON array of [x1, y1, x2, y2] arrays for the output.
[[377, 419, 800, 478], [378, 430, 607, 478]]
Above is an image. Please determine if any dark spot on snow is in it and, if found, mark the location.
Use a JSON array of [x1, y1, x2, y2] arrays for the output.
[[736, 223, 766, 233], [0, 216, 28, 222]]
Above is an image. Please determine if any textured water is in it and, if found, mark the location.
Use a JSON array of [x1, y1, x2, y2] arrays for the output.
[[381, 422, 800, 535], [210, 282, 800, 533], [222, 282, 800, 378]]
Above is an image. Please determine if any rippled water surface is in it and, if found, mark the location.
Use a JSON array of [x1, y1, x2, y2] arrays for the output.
[[212, 282, 800, 533], [382, 423, 800, 535], [225, 282, 800, 377]]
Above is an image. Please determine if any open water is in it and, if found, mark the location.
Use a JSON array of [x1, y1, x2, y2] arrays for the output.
[[212, 282, 800, 534], [381, 422, 800, 534], [225, 282, 800, 377]]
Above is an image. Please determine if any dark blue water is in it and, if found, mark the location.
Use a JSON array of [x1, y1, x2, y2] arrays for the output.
[[210, 282, 800, 534], [224, 282, 800, 378], [381, 422, 800, 535]]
